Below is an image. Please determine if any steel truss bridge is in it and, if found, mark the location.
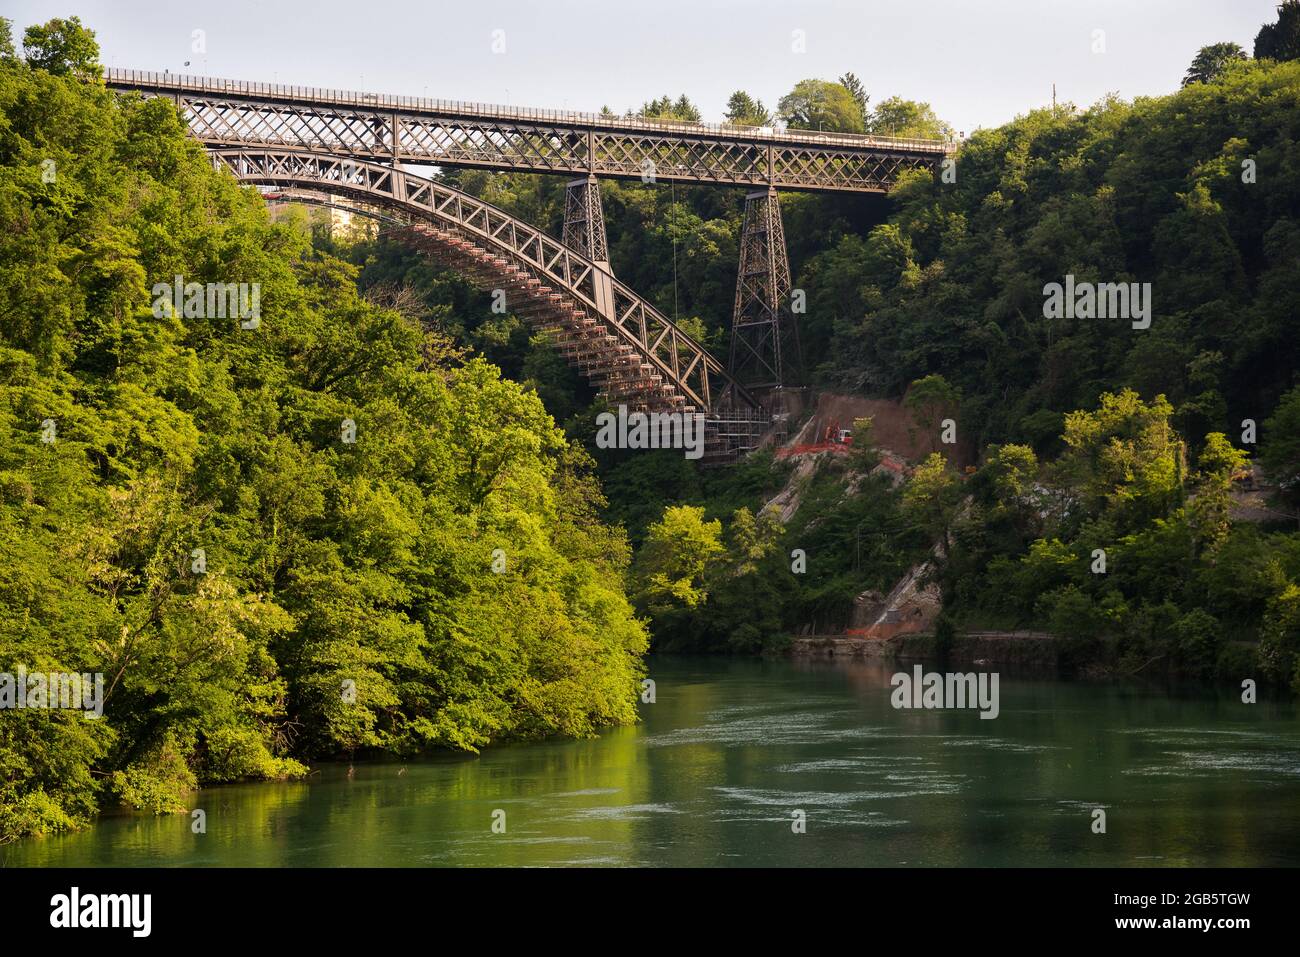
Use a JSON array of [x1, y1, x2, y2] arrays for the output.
[[106, 70, 949, 454]]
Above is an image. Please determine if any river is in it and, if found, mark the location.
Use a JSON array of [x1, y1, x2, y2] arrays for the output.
[[6, 656, 1300, 867]]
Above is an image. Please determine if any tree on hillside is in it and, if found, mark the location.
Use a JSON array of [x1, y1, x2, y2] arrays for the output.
[[725, 90, 771, 126], [905, 374, 961, 453], [1058, 390, 1183, 528], [0, 18, 17, 59], [704, 506, 786, 653], [1183, 42, 1248, 85], [778, 79, 866, 133], [638, 94, 702, 123], [1187, 432, 1251, 553], [723, 505, 783, 576], [22, 15, 99, 77], [903, 453, 962, 560], [1261, 583, 1300, 690], [983, 443, 1043, 536], [633, 505, 724, 614], [839, 71, 871, 128], [1260, 385, 1300, 495], [848, 415, 880, 470], [1255, 1, 1300, 60], [870, 96, 952, 139]]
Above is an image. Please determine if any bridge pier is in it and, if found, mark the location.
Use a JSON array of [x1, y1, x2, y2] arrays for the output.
[[563, 175, 616, 320], [728, 188, 802, 409]]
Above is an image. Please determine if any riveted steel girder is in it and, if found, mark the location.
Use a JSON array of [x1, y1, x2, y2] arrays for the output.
[[106, 69, 948, 194]]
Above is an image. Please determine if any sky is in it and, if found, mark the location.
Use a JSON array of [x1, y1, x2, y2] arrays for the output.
[[5, 0, 1283, 134]]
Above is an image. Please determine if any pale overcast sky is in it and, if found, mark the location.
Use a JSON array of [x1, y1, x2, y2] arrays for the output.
[[5, 0, 1282, 134]]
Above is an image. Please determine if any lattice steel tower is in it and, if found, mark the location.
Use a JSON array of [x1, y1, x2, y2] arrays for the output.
[[729, 188, 801, 394], [562, 175, 616, 318], [563, 175, 610, 268]]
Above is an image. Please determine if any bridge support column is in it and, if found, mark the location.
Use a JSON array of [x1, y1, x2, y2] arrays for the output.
[[564, 175, 616, 319], [389, 111, 400, 167], [728, 188, 801, 402]]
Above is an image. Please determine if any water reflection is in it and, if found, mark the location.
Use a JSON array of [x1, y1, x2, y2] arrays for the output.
[[6, 657, 1299, 867]]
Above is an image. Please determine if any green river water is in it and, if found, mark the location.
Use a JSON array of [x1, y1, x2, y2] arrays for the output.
[[6, 656, 1300, 867]]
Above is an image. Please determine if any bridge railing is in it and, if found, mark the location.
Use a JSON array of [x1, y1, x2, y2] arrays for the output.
[[104, 68, 954, 154]]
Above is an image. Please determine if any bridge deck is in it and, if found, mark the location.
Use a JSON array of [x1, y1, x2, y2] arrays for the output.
[[106, 69, 950, 193]]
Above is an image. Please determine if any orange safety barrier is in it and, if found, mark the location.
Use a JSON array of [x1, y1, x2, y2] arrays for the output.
[[775, 441, 853, 458]]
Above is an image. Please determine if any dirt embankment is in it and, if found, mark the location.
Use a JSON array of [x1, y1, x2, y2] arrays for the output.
[[773, 391, 974, 647], [791, 392, 976, 468]]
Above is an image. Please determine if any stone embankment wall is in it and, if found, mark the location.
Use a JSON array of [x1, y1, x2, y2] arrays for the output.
[[790, 631, 1060, 667]]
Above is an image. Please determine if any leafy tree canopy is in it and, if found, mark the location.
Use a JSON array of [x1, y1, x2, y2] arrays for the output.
[[778, 78, 866, 133], [870, 96, 952, 140], [1255, 1, 1300, 60], [1183, 42, 1248, 86], [21, 15, 99, 77]]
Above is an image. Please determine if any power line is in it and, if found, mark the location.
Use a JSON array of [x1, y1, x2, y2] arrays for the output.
[[670, 180, 679, 322]]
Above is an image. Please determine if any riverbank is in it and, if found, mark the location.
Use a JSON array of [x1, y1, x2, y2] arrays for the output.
[[790, 630, 1062, 667], [788, 629, 1273, 691]]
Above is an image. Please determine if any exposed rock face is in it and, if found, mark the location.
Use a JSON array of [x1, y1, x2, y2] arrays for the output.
[[1227, 464, 1292, 524], [846, 561, 942, 639], [766, 390, 960, 642], [763, 454, 821, 523], [850, 590, 886, 629]]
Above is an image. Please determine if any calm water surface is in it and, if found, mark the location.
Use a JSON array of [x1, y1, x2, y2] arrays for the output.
[[7, 656, 1300, 867]]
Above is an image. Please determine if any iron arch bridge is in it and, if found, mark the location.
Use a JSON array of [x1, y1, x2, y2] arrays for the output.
[[109, 69, 948, 449], [213, 149, 759, 422]]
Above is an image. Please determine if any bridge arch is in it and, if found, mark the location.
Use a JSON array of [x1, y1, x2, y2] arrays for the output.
[[212, 149, 758, 416]]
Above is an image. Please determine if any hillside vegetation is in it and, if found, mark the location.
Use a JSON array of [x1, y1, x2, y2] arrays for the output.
[[0, 22, 645, 843], [330, 26, 1300, 688]]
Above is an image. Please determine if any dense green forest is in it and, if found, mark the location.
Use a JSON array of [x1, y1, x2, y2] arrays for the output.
[[0, 18, 645, 842], [803, 40, 1300, 685], [4, 4, 1300, 843], [331, 8, 1300, 684]]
